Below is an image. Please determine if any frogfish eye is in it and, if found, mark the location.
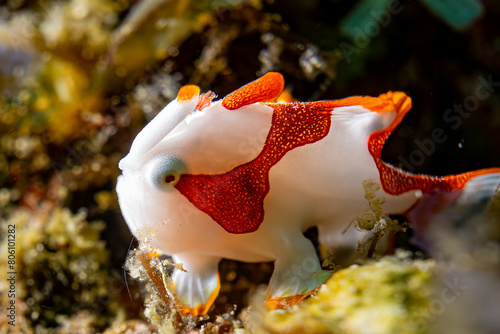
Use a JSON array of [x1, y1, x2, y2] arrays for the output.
[[147, 156, 187, 190], [164, 174, 177, 184]]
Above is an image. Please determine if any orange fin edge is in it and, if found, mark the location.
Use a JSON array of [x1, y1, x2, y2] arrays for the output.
[[265, 288, 317, 310], [222, 72, 285, 110], [177, 270, 221, 317], [368, 91, 500, 195]]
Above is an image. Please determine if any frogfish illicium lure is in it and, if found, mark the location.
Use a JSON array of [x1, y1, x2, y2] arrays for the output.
[[116, 72, 500, 316]]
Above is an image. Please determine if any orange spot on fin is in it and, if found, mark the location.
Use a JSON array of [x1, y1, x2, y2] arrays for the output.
[[222, 72, 285, 110], [177, 85, 200, 102]]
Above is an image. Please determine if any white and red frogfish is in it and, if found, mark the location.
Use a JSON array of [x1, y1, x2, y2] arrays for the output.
[[117, 72, 500, 315]]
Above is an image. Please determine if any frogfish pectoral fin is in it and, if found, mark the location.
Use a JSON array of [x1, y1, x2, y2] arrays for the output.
[[177, 275, 220, 317], [265, 271, 333, 310], [171, 255, 221, 316]]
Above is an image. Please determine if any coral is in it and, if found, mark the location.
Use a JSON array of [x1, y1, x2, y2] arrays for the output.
[[260, 254, 435, 334], [0, 206, 126, 331], [103, 319, 157, 334], [124, 246, 184, 334], [124, 246, 252, 333]]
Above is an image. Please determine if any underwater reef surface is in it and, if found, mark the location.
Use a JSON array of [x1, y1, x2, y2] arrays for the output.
[[260, 254, 435, 334], [1, 0, 500, 333]]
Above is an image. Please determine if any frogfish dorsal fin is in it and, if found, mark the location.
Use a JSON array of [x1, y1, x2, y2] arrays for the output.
[[222, 72, 285, 110], [367, 91, 500, 195]]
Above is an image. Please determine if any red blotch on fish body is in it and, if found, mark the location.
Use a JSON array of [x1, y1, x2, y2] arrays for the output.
[[175, 102, 333, 233], [174, 79, 500, 234]]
